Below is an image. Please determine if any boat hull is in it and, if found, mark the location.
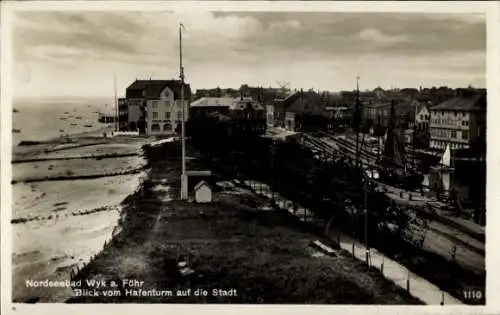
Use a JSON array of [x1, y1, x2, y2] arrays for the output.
[[431, 166, 454, 172]]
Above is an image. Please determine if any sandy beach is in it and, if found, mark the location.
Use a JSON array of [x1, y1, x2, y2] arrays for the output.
[[11, 133, 152, 302]]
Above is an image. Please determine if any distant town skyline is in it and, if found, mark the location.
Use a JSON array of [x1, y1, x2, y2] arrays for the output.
[[12, 10, 486, 98]]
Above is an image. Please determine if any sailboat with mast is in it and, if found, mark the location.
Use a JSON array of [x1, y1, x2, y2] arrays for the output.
[[378, 100, 422, 188], [432, 143, 454, 172]]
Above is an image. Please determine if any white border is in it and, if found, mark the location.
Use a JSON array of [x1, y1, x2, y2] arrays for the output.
[[1, 1, 498, 315]]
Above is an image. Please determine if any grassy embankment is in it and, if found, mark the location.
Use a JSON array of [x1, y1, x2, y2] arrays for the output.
[[66, 141, 422, 304]]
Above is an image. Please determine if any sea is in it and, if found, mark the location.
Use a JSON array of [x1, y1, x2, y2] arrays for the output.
[[12, 96, 116, 145], [10, 96, 147, 302]]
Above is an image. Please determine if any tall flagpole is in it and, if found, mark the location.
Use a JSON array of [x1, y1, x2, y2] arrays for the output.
[[180, 23, 188, 200], [114, 74, 118, 132]]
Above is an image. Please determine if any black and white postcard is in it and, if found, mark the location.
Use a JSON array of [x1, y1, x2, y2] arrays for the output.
[[1, 1, 498, 314]]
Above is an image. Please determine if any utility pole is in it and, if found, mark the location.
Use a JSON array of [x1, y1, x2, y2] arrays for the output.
[[412, 123, 416, 172], [378, 114, 382, 162], [179, 23, 188, 200], [355, 77, 361, 169]]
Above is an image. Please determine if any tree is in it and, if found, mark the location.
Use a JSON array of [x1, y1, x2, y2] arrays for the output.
[[414, 130, 430, 149]]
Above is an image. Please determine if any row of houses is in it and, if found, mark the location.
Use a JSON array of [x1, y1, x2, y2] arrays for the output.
[[117, 79, 486, 153]]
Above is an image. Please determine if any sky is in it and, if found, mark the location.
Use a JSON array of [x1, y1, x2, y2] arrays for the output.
[[12, 10, 486, 98]]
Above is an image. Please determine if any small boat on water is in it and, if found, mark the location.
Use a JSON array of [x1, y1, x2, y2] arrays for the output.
[[13, 108, 19, 113], [431, 144, 454, 172], [12, 129, 21, 133], [59, 129, 64, 133], [75, 116, 82, 120], [64, 111, 70, 114], [59, 117, 67, 120], [84, 124, 93, 128], [70, 123, 77, 126]]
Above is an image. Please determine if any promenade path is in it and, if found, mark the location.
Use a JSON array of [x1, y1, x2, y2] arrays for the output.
[[238, 179, 464, 305], [309, 134, 485, 240]]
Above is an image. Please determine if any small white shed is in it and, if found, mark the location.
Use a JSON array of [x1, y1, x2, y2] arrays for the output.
[[194, 181, 212, 203]]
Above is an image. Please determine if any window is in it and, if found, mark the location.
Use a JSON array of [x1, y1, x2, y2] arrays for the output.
[[451, 130, 457, 138], [152, 112, 158, 119], [152, 101, 158, 108], [177, 111, 182, 120], [454, 111, 457, 116], [151, 123, 160, 131], [163, 123, 171, 131], [462, 131, 469, 140], [165, 112, 171, 120], [164, 100, 170, 106], [420, 114, 424, 120]]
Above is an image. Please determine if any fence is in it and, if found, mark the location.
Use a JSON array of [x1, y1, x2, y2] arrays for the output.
[[237, 176, 462, 305]]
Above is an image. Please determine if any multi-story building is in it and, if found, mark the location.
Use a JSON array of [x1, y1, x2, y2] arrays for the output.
[[415, 104, 430, 131], [429, 94, 486, 150], [125, 79, 191, 135], [361, 99, 421, 129], [118, 98, 129, 131], [361, 102, 391, 127]]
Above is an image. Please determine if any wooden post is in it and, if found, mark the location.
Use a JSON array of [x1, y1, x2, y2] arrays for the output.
[[406, 270, 410, 292], [451, 244, 457, 261], [441, 292, 444, 305]]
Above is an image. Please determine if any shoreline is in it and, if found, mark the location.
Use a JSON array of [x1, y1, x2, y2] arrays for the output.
[[11, 135, 151, 303]]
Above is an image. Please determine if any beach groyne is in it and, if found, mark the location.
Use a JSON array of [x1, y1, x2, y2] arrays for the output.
[[11, 142, 150, 303], [12, 152, 139, 164], [11, 166, 147, 185]]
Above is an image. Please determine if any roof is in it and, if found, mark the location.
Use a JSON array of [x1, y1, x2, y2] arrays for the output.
[[194, 180, 211, 191], [190, 97, 236, 108], [207, 112, 232, 122], [363, 102, 391, 108], [431, 95, 486, 112], [325, 106, 349, 111], [126, 80, 191, 100], [415, 103, 429, 113], [229, 100, 264, 111], [186, 170, 212, 176]]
